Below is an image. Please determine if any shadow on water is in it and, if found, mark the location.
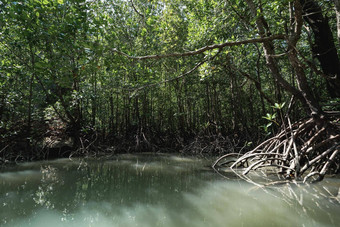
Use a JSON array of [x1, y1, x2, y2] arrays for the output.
[[0, 153, 339, 227]]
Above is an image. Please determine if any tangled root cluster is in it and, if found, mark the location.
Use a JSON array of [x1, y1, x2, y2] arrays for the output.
[[213, 112, 340, 183]]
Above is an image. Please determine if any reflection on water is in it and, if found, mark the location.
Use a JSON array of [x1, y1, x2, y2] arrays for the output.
[[0, 153, 339, 227]]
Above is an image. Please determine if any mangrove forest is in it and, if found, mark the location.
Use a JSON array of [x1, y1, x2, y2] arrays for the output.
[[0, 0, 340, 182]]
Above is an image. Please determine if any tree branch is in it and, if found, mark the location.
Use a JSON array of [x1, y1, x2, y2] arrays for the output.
[[112, 34, 285, 60], [128, 50, 222, 96], [129, 0, 144, 18]]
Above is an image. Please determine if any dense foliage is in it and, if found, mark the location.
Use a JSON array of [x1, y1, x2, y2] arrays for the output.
[[0, 0, 339, 161]]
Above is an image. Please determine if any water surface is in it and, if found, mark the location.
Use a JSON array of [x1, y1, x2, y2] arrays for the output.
[[0, 153, 339, 226]]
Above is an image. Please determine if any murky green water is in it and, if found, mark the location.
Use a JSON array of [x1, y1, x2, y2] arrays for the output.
[[0, 153, 339, 227]]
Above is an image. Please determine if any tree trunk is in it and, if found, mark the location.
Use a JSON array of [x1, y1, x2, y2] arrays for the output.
[[300, 0, 340, 98], [334, 0, 340, 44], [109, 94, 114, 133], [27, 75, 34, 139], [0, 96, 4, 123], [287, 1, 323, 117], [229, 66, 238, 131], [27, 46, 35, 142], [255, 45, 266, 115], [245, 0, 317, 116], [92, 72, 97, 128]]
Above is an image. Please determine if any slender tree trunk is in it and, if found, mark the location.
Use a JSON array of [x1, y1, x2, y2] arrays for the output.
[[229, 68, 237, 131], [255, 45, 266, 115], [274, 80, 282, 104], [115, 92, 120, 135], [0, 96, 4, 123], [142, 91, 148, 130], [92, 72, 97, 128], [333, 0, 340, 44], [176, 81, 185, 136], [134, 97, 140, 131], [109, 94, 114, 133], [248, 84, 255, 127], [124, 95, 131, 138], [205, 83, 210, 123], [27, 75, 34, 139], [27, 46, 35, 142]]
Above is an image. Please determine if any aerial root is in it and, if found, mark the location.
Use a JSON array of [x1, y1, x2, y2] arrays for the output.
[[213, 114, 340, 183]]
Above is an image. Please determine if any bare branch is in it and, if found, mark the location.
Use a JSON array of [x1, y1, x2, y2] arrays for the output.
[[129, 0, 144, 18]]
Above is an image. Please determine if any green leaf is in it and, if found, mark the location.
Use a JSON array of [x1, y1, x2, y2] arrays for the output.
[[272, 102, 285, 110]]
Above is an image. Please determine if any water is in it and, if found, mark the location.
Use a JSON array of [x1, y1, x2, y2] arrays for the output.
[[0, 153, 339, 227]]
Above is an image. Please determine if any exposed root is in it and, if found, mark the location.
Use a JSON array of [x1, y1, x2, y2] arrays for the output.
[[213, 113, 340, 183], [182, 133, 249, 155]]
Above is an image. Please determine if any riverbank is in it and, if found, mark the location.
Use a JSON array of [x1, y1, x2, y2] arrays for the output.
[[0, 129, 254, 165]]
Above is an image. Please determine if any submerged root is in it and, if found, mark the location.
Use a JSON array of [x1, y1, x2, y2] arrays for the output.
[[213, 113, 340, 183]]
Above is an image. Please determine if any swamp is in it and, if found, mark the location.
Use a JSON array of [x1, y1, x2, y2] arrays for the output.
[[0, 0, 340, 226], [1, 154, 340, 226]]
